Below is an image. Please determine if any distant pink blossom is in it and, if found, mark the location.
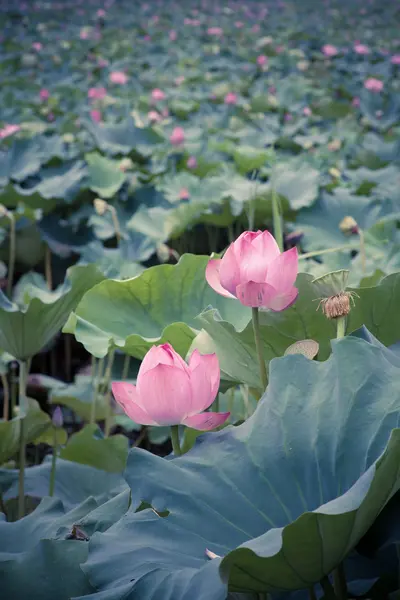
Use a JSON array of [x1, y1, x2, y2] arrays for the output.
[[97, 58, 109, 68], [179, 187, 190, 200], [235, 21, 244, 28], [80, 30, 90, 40], [0, 124, 20, 139], [187, 156, 198, 169], [354, 43, 369, 55], [224, 92, 237, 105], [322, 44, 338, 57], [252, 24, 260, 33], [269, 85, 276, 94], [257, 55, 268, 66], [169, 30, 177, 41], [47, 112, 55, 122], [88, 87, 107, 100], [364, 77, 384, 92], [391, 55, 400, 65], [96, 8, 106, 17], [90, 109, 102, 122], [207, 27, 223, 36], [284, 113, 293, 122], [151, 88, 166, 102], [175, 75, 185, 86], [303, 106, 312, 116], [275, 45, 285, 54], [32, 42, 42, 51], [148, 110, 162, 122], [143, 34, 151, 41], [39, 89, 50, 101], [109, 71, 128, 84], [170, 126, 185, 146], [352, 96, 360, 107]]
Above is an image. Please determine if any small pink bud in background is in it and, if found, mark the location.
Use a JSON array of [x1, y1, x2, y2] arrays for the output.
[[284, 112, 292, 122], [90, 109, 102, 123], [175, 75, 185, 86], [151, 88, 166, 102], [169, 30, 177, 41], [252, 24, 260, 33], [47, 112, 55, 122], [39, 88, 50, 101], [269, 85, 276, 94], [391, 55, 400, 65], [80, 29, 90, 39], [52, 406, 64, 428], [322, 44, 338, 57], [207, 27, 223, 36], [143, 34, 151, 41], [206, 230, 299, 310], [112, 344, 229, 430], [224, 92, 237, 105], [275, 45, 285, 54], [303, 106, 312, 116], [179, 187, 190, 200], [170, 126, 185, 146], [148, 110, 162, 122], [88, 86, 107, 100], [187, 156, 197, 169], [32, 42, 42, 51], [109, 71, 128, 84], [96, 8, 106, 17], [352, 96, 360, 107], [364, 77, 383, 92], [354, 43, 369, 55], [97, 57, 108, 68], [235, 21, 244, 28], [257, 55, 268, 66]]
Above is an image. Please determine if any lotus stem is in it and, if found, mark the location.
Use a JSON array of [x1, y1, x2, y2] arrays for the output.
[[336, 316, 346, 339], [358, 228, 366, 275], [170, 425, 182, 456], [271, 188, 283, 252], [308, 587, 317, 600], [10, 362, 17, 418], [18, 360, 29, 520], [1, 372, 10, 421], [49, 429, 58, 497], [44, 244, 53, 290], [6, 211, 15, 299], [104, 349, 116, 437], [333, 563, 348, 599], [121, 354, 131, 380], [64, 334, 72, 381], [109, 205, 122, 245], [227, 223, 234, 243], [320, 576, 338, 599], [252, 308, 267, 392], [90, 356, 104, 425], [299, 244, 359, 260]]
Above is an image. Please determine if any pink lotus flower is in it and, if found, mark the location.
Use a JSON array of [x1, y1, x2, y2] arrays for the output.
[[151, 88, 166, 102], [97, 58, 109, 68], [364, 77, 383, 92], [80, 29, 90, 40], [257, 55, 268, 67], [303, 106, 312, 116], [179, 187, 190, 200], [206, 230, 299, 310], [0, 124, 20, 139], [109, 71, 128, 84], [32, 42, 42, 52], [88, 86, 107, 100], [354, 43, 369, 55], [391, 55, 400, 65], [90, 109, 102, 123], [96, 8, 106, 17], [148, 110, 162, 122], [252, 24, 260, 33], [169, 30, 177, 41], [170, 126, 185, 146], [352, 96, 360, 107], [322, 44, 338, 57], [224, 92, 237, 105], [175, 75, 185, 86], [112, 344, 229, 430], [39, 88, 50, 101], [207, 27, 223, 36], [187, 156, 198, 169]]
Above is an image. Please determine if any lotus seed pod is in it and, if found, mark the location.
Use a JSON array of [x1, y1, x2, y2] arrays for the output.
[[339, 216, 359, 235], [94, 198, 109, 216]]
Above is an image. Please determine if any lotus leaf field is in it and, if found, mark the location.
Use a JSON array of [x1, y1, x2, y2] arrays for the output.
[[1, 0, 400, 598]]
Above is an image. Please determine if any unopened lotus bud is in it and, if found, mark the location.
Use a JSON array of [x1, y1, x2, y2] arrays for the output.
[[0, 204, 9, 218], [52, 406, 63, 428], [328, 139, 341, 151], [119, 158, 133, 172], [329, 167, 341, 178], [62, 133, 75, 143], [94, 198, 109, 216], [156, 243, 171, 263], [339, 216, 359, 235]]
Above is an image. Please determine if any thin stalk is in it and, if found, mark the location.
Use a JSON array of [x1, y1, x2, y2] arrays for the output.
[[358, 228, 366, 275], [64, 334, 72, 381], [11, 363, 17, 417], [170, 425, 182, 456], [109, 206, 122, 245], [18, 360, 29, 520], [320, 576, 338, 600], [271, 188, 283, 251], [247, 198, 255, 231], [308, 587, 317, 600], [133, 426, 147, 448], [0, 493, 7, 518], [227, 387, 235, 414], [103, 349, 116, 437], [6, 211, 16, 299], [49, 429, 58, 497], [1, 373, 10, 421], [299, 244, 359, 260], [90, 356, 104, 425], [251, 308, 267, 392], [333, 563, 348, 600], [44, 244, 53, 290], [227, 223, 234, 244], [121, 354, 131, 380], [336, 316, 346, 339]]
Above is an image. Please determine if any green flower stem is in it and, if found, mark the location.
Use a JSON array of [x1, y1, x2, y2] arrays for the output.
[[44, 244, 53, 290], [213, 393, 220, 413], [333, 563, 348, 600], [170, 425, 182, 456], [49, 429, 58, 497], [320, 576, 338, 600], [271, 189, 283, 252], [308, 587, 317, 600], [299, 244, 359, 261], [252, 307, 268, 392], [10, 363, 17, 418], [247, 199, 256, 231], [227, 223, 235, 244], [104, 349, 116, 437], [90, 356, 104, 425], [358, 228, 366, 275], [1, 373, 10, 421], [336, 316, 346, 339], [6, 211, 15, 299], [121, 354, 131, 380], [18, 360, 28, 520]]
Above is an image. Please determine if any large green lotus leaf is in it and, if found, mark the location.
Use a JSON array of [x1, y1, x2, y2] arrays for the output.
[[0, 138, 43, 183], [233, 146, 271, 174], [0, 398, 51, 464], [0, 497, 96, 600], [65, 254, 250, 359], [86, 152, 126, 198], [0, 458, 127, 511], [60, 425, 128, 473], [81, 336, 400, 599], [0, 263, 104, 360], [85, 117, 164, 157], [271, 161, 320, 210]]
